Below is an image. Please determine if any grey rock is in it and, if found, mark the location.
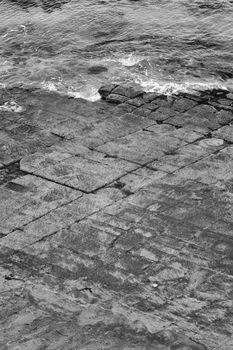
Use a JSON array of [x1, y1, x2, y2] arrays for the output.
[[98, 84, 117, 99], [106, 93, 128, 104], [113, 85, 144, 99]]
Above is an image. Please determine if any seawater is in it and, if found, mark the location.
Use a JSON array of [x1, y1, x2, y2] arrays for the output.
[[0, 0, 233, 100]]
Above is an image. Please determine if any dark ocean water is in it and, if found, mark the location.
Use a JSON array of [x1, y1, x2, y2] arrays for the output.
[[0, 0, 233, 100]]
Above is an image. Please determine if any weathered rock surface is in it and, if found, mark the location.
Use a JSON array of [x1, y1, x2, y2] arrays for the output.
[[1, 85, 233, 349]]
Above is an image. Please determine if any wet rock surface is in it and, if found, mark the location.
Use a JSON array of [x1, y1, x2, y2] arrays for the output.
[[1, 85, 233, 349]]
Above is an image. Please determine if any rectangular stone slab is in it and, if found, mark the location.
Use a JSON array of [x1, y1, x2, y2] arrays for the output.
[[97, 130, 186, 165], [148, 138, 224, 172], [58, 113, 156, 148], [174, 145, 233, 185], [5, 187, 124, 243], [0, 175, 82, 233], [21, 152, 138, 192]]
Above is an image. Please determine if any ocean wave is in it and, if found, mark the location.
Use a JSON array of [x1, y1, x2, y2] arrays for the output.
[[40, 76, 232, 104], [133, 75, 231, 95], [67, 88, 100, 101], [40, 81, 100, 101], [117, 54, 143, 67]]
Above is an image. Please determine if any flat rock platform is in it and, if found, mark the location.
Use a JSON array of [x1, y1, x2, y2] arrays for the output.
[[1, 84, 233, 349]]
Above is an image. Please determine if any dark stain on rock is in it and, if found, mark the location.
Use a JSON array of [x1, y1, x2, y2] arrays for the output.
[[0, 162, 26, 186], [5, 181, 29, 193], [87, 66, 108, 75]]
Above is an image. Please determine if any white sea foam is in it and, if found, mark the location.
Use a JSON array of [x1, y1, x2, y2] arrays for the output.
[[68, 88, 100, 101], [104, 54, 143, 68], [41, 81, 58, 92], [0, 101, 24, 113], [133, 75, 229, 95], [118, 54, 143, 67], [41, 81, 100, 101], [40, 76, 230, 103]]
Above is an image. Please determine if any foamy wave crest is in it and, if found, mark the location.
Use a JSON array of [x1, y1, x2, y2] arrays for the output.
[[40, 81, 100, 101], [134, 76, 229, 95], [118, 54, 143, 67], [68, 87, 100, 101], [105, 54, 143, 67], [41, 81, 58, 92], [0, 100, 24, 113]]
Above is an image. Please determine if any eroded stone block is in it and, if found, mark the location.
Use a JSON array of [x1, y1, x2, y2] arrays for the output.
[[0, 175, 82, 233], [23, 152, 137, 192], [97, 130, 186, 165]]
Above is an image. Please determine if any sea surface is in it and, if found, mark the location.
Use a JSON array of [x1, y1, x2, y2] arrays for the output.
[[0, 0, 233, 100]]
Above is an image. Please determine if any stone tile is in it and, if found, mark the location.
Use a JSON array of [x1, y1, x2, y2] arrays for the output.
[[43, 93, 115, 121], [174, 145, 233, 185], [179, 124, 210, 136], [16, 187, 124, 242], [143, 178, 211, 203], [133, 105, 153, 117], [187, 104, 218, 117], [0, 131, 33, 165], [142, 92, 160, 103], [5, 122, 39, 139], [0, 162, 26, 187], [217, 98, 233, 106], [20, 149, 72, 172], [152, 199, 223, 227], [146, 124, 203, 143], [148, 138, 224, 172], [116, 102, 137, 114], [0, 230, 35, 249], [97, 130, 186, 165], [165, 104, 221, 130], [50, 222, 114, 258], [213, 125, 233, 142], [4, 120, 59, 148], [32, 110, 69, 129], [165, 114, 220, 131], [216, 109, 233, 125], [148, 107, 177, 122], [172, 97, 197, 112], [112, 85, 143, 99], [98, 84, 117, 99], [118, 167, 167, 193], [0, 175, 82, 233], [23, 152, 137, 192], [83, 216, 126, 237], [50, 118, 93, 139], [153, 96, 173, 108], [127, 96, 145, 107], [106, 93, 128, 104], [0, 190, 114, 245], [89, 211, 134, 231], [51, 141, 91, 156], [145, 123, 176, 134], [169, 127, 203, 143], [58, 113, 154, 148]]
